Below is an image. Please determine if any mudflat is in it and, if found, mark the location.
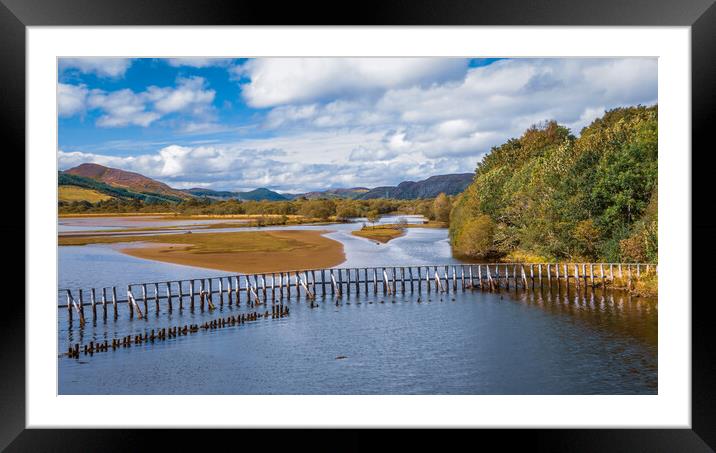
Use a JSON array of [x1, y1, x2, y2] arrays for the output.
[[59, 230, 346, 273]]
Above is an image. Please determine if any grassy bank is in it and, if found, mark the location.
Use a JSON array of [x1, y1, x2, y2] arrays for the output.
[[59, 230, 345, 273]]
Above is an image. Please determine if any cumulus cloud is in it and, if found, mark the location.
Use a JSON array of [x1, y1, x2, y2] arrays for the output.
[[236, 58, 470, 108], [62, 76, 216, 128], [58, 83, 88, 117], [59, 58, 133, 78]]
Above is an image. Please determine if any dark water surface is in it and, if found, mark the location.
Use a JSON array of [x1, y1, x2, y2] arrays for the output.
[[58, 216, 657, 395]]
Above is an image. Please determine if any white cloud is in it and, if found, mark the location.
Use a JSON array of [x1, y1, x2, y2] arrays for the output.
[[58, 83, 88, 117], [59, 58, 133, 78], [236, 58, 470, 108], [62, 77, 216, 128]]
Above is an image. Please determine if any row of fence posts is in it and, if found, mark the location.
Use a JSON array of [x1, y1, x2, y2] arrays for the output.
[[62, 263, 655, 325]]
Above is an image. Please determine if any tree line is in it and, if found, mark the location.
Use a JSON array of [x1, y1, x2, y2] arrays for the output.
[[59, 193, 454, 222], [449, 105, 658, 263]]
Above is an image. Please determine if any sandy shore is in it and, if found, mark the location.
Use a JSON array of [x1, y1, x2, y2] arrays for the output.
[[59, 230, 346, 273]]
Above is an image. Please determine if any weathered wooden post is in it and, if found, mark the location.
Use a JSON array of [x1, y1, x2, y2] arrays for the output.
[[90, 288, 97, 318], [364, 268, 369, 294], [392, 268, 397, 295], [142, 284, 148, 314], [530, 264, 535, 288], [521, 265, 528, 289], [505, 265, 510, 290], [600, 264, 606, 287], [346, 268, 352, 297], [66, 289, 73, 322], [546, 263, 551, 287], [486, 265, 494, 291], [384, 269, 393, 295], [101, 287, 108, 318], [409, 267, 415, 293], [374, 268, 379, 295], [154, 283, 160, 314], [401, 267, 407, 293], [78, 289, 86, 322], [166, 282, 173, 311], [452, 265, 458, 291], [443, 266, 450, 293], [218, 278, 224, 306], [477, 265, 483, 290], [538, 264, 543, 288], [574, 264, 580, 290], [467, 266, 473, 289], [112, 286, 118, 318], [554, 263, 559, 285]]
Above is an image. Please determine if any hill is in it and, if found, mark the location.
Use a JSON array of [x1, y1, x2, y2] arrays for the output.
[[64, 163, 191, 200], [358, 174, 474, 200], [182, 187, 287, 201], [58, 172, 186, 204], [283, 187, 370, 200]]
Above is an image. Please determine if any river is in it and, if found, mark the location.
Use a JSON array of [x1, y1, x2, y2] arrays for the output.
[[57, 215, 657, 394]]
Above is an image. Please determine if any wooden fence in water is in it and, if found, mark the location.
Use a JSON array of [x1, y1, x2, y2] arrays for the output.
[[59, 262, 655, 325]]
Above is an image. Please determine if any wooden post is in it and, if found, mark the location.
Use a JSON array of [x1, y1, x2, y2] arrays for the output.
[[127, 287, 143, 319], [417, 267, 422, 294], [505, 265, 510, 290], [261, 275, 267, 302], [90, 288, 97, 318], [154, 283, 160, 314], [142, 284, 148, 314], [321, 270, 326, 296], [547, 264, 551, 287], [364, 268, 369, 294], [112, 286, 118, 318], [554, 263, 559, 284], [574, 264, 580, 289], [78, 289, 86, 322], [589, 264, 595, 287], [513, 264, 519, 289], [101, 287, 107, 318], [384, 269, 393, 295], [409, 267, 414, 293], [167, 282, 173, 311], [477, 265, 483, 289], [402, 267, 407, 293], [227, 277, 233, 306], [392, 268, 397, 295], [218, 278, 224, 306], [312, 270, 317, 296], [521, 265, 528, 288], [331, 271, 340, 297], [600, 264, 605, 287], [373, 268, 379, 295], [538, 264, 543, 288], [66, 289, 73, 322], [346, 268, 351, 297], [582, 263, 587, 286], [200, 279, 206, 310], [425, 266, 431, 293], [434, 270, 444, 293], [190, 280, 195, 310], [467, 266, 473, 289], [529, 264, 534, 288], [443, 266, 449, 293], [338, 269, 344, 296], [486, 265, 493, 291]]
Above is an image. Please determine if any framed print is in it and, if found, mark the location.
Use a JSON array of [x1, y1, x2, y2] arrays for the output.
[[5, 0, 716, 449]]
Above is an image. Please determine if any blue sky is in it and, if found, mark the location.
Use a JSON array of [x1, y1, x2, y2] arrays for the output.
[[58, 57, 657, 193]]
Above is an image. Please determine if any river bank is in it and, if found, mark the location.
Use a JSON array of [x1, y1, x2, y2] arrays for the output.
[[59, 230, 346, 273]]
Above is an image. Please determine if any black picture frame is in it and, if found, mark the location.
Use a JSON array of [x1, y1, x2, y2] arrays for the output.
[[4, 0, 714, 450]]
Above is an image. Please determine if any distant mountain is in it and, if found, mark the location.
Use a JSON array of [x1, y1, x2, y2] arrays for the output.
[[64, 163, 191, 200], [358, 173, 474, 199], [284, 187, 370, 200], [182, 187, 287, 201]]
